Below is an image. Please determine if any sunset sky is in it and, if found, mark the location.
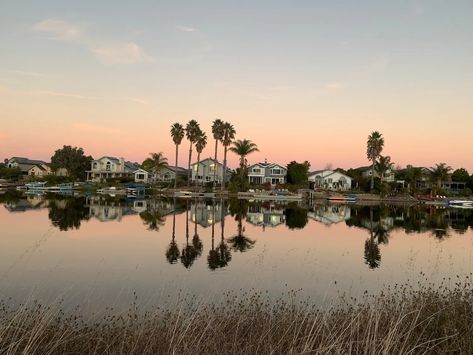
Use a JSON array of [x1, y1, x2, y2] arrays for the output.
[[1, 0, 472, 170]]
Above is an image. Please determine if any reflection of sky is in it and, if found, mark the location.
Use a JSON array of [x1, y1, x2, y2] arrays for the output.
[[1, 201, 473, 312]]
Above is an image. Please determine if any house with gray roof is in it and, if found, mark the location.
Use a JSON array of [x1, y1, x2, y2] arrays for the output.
[[308, 169, 352, 191], [86, 156, 140, 181], [247, 161, 287, 187]]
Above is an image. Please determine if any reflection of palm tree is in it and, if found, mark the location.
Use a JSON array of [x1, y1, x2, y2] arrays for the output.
[[228, 199, 255, 252], [166, 197, 180, 264], [139, 209, 165, 231], [364, 207, 381, 269], [192, 199, 203, 256], [213, 199, 232, 268], [364, 237, 381, 269], [181, 200, 199, 268]]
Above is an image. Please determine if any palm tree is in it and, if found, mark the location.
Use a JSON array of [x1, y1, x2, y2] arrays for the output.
[[192, 199, 203, 256], [194, 130, 207, 187], [227, 199, 255, 252], [220, 122, 236, 191], [142, 152, 168, 178], [375, 155, 393, 184], [229, 139, 259, 190], [364, 207, 381, 269], [139, 209, 165, 231], [170, 123, 185, 189], [185, 120, 201, 187], [367, 131, 384, 190], [430, 163, 452, 190], [181, 200, 199, 268], [211, 119, 225, 189]]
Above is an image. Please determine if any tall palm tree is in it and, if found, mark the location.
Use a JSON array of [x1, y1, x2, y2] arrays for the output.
[[367, 131, 384, 190], [170, 123, 185, 189], [220, 122, 236, 191], [211, 119, 225, 189], [194, 130, 207, 187], [142, 152, 168, 178], [229, 139, 259, 190], [430, 163, 452, 190], [375, 155, 393, 184], [185, 120, 201, 187]]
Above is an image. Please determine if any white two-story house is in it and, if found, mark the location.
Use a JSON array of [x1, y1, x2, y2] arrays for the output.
[[247, 162, 287, 187], [86, 156, 140, 181], [191, 158, 229, 184], [308, 169, 352, 191]]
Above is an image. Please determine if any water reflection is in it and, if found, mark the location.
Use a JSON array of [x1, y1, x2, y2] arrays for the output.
[[2, 192, 473, 273]]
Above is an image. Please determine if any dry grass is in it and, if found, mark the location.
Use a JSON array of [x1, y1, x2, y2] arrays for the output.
[[1, 279, 473, 354]]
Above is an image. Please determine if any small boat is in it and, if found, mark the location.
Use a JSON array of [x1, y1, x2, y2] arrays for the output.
[[97, 187, 126, 195], [448, 200, 473, 208], [174, 191, 215, 198], [237, 192, 302, 201], [328, 194, 357, 201], [25, 182, 48, 190]]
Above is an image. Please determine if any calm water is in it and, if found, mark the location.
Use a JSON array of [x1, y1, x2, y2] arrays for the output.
[[1, 191, 473, 310]]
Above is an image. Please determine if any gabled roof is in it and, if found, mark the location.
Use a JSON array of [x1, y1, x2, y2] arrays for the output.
[[28, 164, 47, 172], [249, 162, 286, 170], [124, 161, 140, 170], [94, 156, 120, 163], [309, 169, 333, 176], [191, 158, 224, 166], [9, 157, 47, 165]]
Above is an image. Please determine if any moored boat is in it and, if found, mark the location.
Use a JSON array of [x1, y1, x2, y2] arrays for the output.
[[327, 194, 357, 201], [448, 200, 473, 208]]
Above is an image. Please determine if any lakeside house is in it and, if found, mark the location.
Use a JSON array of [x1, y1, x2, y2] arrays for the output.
[[134, 166, 189, 184], [308, 169, 352, 191], [191, 158, 229, 184], [86, 156, 140, 181], [247, 161, 287, 187], [356, 165, 395, 182], [6, 157, 50, 177]]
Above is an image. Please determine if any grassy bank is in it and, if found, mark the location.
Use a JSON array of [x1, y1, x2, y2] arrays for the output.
[[1, 282, 473, 354]]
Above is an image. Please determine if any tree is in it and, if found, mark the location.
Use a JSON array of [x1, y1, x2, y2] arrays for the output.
[[48, 196, 90, 231], [220, 122, 236, 191], [141, 152, 168, 177], [452, 168, 469, 182], [287, 161, 310, 185], [170, 123, 185, 189], [229, 139, 259, 191], [194, 130, 207, 187], [430, 163, 452, 189], [375, 155, 393, 184], [185, 120, 201, 187], [166, 197, 180, 264], [211, 119, 225, 189], [50, 145, 92, 180], [366, 131, 384, 190]]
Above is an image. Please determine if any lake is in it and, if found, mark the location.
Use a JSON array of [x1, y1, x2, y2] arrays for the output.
[[1, 191, 472, 311]]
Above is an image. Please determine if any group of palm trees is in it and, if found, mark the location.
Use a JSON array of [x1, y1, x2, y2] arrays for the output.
[[170, 119, 259, 191], [366, 131, 394, 190]]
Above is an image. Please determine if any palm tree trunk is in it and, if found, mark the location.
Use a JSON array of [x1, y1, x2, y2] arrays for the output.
[[211, 200, 215, 250], [239, 156, 245, 191], [370, 160, 375, 190], [196, 152, 201, 190], [174, 144, 179, 189], [194, 198, 198, 236], [213, 139, 218, 190], [172, 197, 176, 242], [221, 146, 228, 191], [187, 143, 193, 187], [220, 198, 225, 242]]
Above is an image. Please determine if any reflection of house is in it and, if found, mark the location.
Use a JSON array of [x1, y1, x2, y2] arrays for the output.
[[86, 156, 140, 181], [356, 166, 395, 182], [86, 197, 137, 222], [308, 170, 352, 191], [247, 162, 287, 186], [189, 202, 226, 227], [246, 204, 285, 228], [308, 204, 351, 225], [191, 158, 228, 184], [4, 198, 47, 212]]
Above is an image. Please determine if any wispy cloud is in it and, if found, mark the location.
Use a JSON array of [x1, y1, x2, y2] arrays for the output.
[[92, 42, 155, 64], [175, 25, 197, 33], [36, 90, 95, 99], [126, 97, 149, 105], [33, 18, 154, 65], [325, 82, 347, 91], [33, 19, 81, 40]]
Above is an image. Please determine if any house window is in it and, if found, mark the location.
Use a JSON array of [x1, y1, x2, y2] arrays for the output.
[[106, 162, 111, 171], [206, 176, 211, 181], [209, 164, 216, 172], [253, 168, 261, 174], [272, 169, 282, 175], [193, 165, 198, 171], [137, 174, 145, 180]]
